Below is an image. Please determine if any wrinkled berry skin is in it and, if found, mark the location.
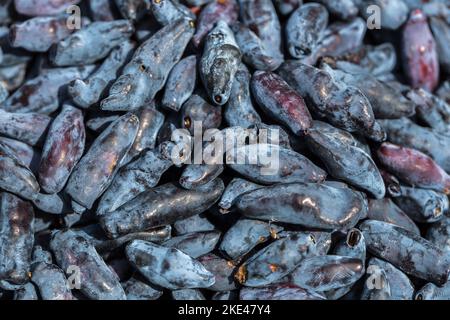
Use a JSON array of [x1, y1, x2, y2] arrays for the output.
[[218, 178, 262, 212], [357, 0, 408, 30], [368, 198, 420, 235], [237, 182, 368, 231], [9, 15, 74, 52], [325, 43, 397, 77], [198, 253, 237, 291], [326, 229, 366, 299], [150, 0, 195, 26], [66, 113, 140, 209], [162, 55, 197, 112], [360, 220, 450, 286], [0, 192, 34, 289], [311, 18, 366, 64], [0, 143, 40, 200], [251, 71, 312, 136], [286, 3, 328, 59], [38, 105, 85, 194], [306, 121, 385, 199], [224, 63, 261, 128], [361, 257, 415, 300], [100, 179, 224, 238], [124, 105, 165, 164], [394, 186, 448, 223], [377, 142, 450, 194], [407, 88, 450, 133], [180, 162, 224, 190], [278, 60, 385, 142], [323, 65, 415, 119], [126, 240, 215, 290], [236, 231, 318, 287], [50, 230, 126, 300], [402, 9, 439, 92], [231, 23, 283, 72], [101, 19, 194, 111], [31, 262, 74, 300], [193, 0, 239, 47], [4, 65, 95, 114], [220, 219, 283, 260], [200, 21, 241, 106], [0, 137, 37, 170], [239, 0, 283, 63], [240, 284, 325, 300], [289, 255, 364, 292], [380, 118, 450, 173], [14, 0, 80, 16], [51, 20, 134, 66], [181, 94, 222, 134], [0, 110, 51, 147], [98, 144, 173, 215], [228, 144, 326, 185], [69, 41, 135, 109]]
